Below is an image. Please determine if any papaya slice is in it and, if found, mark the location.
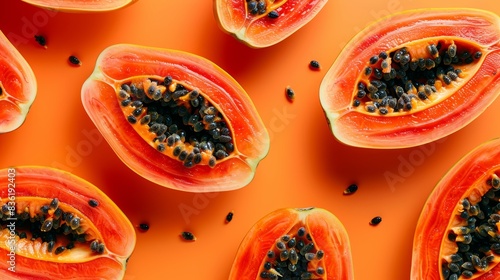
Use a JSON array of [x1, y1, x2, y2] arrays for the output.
[[319, 9, 500, 148], [214, 0, 328, 48], [81, 44, 270, 192], [0, 166, 135, 279], [0, 30, 36, 133], [411, 138, 500, 279], [21, 0, 137, 12], [228, 207, 354, 279]]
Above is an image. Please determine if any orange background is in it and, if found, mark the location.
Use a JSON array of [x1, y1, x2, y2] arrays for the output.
[[1, 0, 500, 279]]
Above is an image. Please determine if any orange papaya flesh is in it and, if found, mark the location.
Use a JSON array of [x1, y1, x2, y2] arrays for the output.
[[0, 30, 36, 133], [82, 44, 269, 192], [228, 207, 354, 280], [320, 9, 500, 148], [0, 166, 135, 279], [214, 0, 328, 48], [411, 138, 500, 280]]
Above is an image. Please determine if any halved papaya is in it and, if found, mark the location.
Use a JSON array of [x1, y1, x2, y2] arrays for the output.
[[0, 166, 135, 279], [0, 30, 36, 133], [411, 138, 500, 279], [21, 0, 137, 12], [81, 44, 270, 192], [228, 207, 354, 279], [319, 9, 500, 148], [213, 0, 328, 48]]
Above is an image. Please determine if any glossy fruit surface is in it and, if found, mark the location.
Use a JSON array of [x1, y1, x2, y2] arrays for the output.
[[81, 44, 269, 192], [229, 207, 353, 279], [0, 30, 36, 133], [21, 0, 137, 12], [214, 0, 328, 48], [320, 9, 500, 148], [411, 138, 500, 279], [0, 166, 136, 279]]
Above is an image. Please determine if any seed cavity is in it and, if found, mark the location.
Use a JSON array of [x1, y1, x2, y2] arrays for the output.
[[117, 77, 235, 168], [0, 198, 105, 257], [442, 172, 500, 279], [259, 227, 326, 279], [353, 39, 482, 115]]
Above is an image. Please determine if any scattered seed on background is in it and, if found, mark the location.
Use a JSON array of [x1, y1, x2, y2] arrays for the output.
[[225, 211, 234, 223], [370, 216, 382, 225], [309, 60, 321, 70], [181, 231, 196, 241], [34, 35, 47, 48], [69, 55, 81, 66], [138, 223, 150, 232], [285, 86, 295, 102], [343, 183, 358, 195]]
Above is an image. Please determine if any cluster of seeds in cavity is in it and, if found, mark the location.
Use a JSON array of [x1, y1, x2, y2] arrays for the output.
[[118, 76, 235, 168], [442, 173, 500, 280], [0, 198, 104, 255], [246, 0, 279, 18], [353, 41, 483, 114], [259, 227, 325, 279]]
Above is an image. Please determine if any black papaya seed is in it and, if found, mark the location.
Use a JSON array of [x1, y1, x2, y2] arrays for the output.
[[343, 184, 358, 195], [181, 231, 196, 241], [370, 216, 382, 225], [225, 211, 234, 223], [139, 223, 150, 231], [69, 55, 81, 66]]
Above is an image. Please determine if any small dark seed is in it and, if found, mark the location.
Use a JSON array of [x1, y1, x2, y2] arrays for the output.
[[88, 199, 99, 207], [369, 55, 379, 64], [139, 223, 150, 231], [370, 216, 382, 225], [343, 184, 358, 195], [181, 231, 196, 241], [34, 35, 47, 48], [69, 55, 81, 66], [225, 211, 234, 223], [54, 246, 66, 255], [268, 10, 279, 19], [309, 60, 320, 70], [285, 87, 295, 102], [127, 115, 137, 124]]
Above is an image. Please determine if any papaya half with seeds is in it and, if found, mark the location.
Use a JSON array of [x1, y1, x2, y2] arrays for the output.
[[0, 30, 36, 133], [319, 9, 500, 149], [213, 0, 328, 48], [411, 138, 500, 280], [21, 0, 137, 12], [0, 166, 135, 279], [81, 44, 269, 192], [228, 207, 353, 280]]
